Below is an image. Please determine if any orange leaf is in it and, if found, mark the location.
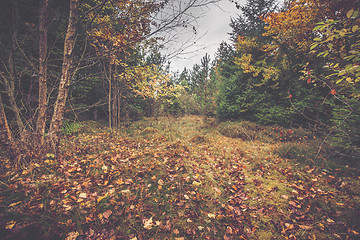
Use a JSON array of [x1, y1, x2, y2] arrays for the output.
[[331, 89, 336, 95], [103, 210, 112, 219]]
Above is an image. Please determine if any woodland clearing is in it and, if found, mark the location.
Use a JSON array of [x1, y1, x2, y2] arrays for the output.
[[0, 115, 359, 239]]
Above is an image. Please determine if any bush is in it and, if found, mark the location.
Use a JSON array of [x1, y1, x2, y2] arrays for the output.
[[217, 121, 264, 141], [61, 120, 83, 136], [275, 142, 314, 162]]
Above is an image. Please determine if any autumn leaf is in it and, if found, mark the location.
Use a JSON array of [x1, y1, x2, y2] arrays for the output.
[[5, 220, 16, 230], [158, 179, 164, 185], [282, 195, 289, 200], [97, 193, 108, 203], [192, 181, 201, 186], [299, 225, 312, 230], [143, 217, 153, 230], [330, 89, 336, 95], [103, 210, 112, 219], [79, 193, 87, 199]]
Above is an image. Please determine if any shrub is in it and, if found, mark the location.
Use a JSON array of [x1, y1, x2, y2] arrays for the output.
[[275, 142, 314, 162], [61, 120, 83, 136]]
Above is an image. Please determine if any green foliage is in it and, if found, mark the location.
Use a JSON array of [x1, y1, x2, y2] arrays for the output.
[[310, 9, 360, 91], [275, 142, 315, 162], [306, 8, 360, 161], [61, 119, 83, 136], [328, 99, 360, 165]]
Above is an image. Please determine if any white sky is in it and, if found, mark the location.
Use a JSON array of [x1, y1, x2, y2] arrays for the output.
[[161, 0, 246, 73]]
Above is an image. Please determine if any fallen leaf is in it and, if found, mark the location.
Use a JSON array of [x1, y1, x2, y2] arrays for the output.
[[192, 181, 201, 186], [115, 179, 124, 185], [97, 193, 108, 203], [348, 229, 359, 235], [8, 201, 21, 207], [143, 217, 153, 230], [158, 179, 164, 185], [79, 193, 87, 199], [173, 229, 179, 234], [299, 225, 312, 230], [226, 226, 233, 234], [103, 210, 112, 219], [326, 218, 335, 223], [121, 189, 131, 194], [289, 201, 300, 208], [65, 231, 79, 240], [335, 202, 345, 206], [5, 221, 16, 229]]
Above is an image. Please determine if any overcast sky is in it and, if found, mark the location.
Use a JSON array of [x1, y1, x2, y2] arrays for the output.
[[161, 0, 246, 73]]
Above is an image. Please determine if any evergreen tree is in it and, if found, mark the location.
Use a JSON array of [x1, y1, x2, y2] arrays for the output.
[[229, 0, 278, 41]]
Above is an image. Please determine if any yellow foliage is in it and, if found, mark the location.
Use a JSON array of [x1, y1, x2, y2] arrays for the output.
[[263, 0, 329, 53]]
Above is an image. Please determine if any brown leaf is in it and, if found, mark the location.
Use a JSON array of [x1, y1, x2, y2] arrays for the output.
[[289, 201, 300, 208], [103, 209, 112, 219], [282, 195, 288, 200], [226, 226, 233, 234], [299, 225, 312, 230]]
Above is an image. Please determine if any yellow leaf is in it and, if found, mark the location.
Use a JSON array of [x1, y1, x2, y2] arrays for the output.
[[79, 193, 87, 199], [5, 220, 16, 229], [115, 179, 124, 185], [192, 181, 201, 186], [143, 217, 153, 230], [97, 193, 108, 203], [8, 201, 21, 207]]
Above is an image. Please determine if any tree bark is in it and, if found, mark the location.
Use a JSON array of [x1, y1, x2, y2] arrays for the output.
[[2, 0, 26, 142], [0, 94, 13, 150], [48, 0, 78, 150], [108, 59, 112, 129], [36, 0, 49, 146]]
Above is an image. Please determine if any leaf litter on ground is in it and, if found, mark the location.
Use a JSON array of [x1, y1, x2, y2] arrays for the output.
[[0, 115, 359, 239]]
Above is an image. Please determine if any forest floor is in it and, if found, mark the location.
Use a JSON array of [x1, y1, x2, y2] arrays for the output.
[[0, 115, 359, 240]]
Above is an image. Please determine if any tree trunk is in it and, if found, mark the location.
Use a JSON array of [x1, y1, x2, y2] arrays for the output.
[[36, 0, 49, 146], [48, 0, 78, 150], [2, 0, 26, 142], [0, 94, 13, 150], [108, 60, 112, 129]]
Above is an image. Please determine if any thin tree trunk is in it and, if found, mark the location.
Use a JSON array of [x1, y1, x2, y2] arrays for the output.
[[3, 0, 26, 141], [108, 60, 112, 129], [48, 0, 78, 150], [0, 94, 13, 149], [36, 0, 49, 146]]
